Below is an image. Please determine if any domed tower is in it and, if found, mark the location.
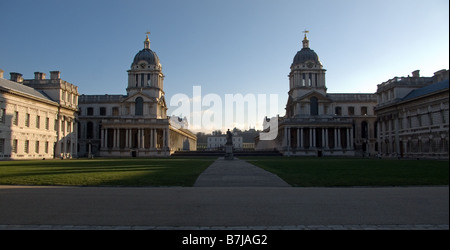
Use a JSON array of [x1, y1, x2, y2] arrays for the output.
[[288, 32, 327, 96], [127, 33, 165, 99]]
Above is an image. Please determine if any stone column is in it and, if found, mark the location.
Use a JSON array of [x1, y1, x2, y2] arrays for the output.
[[141, 129, 145, 149], [150, 129, 154, 149], [299, 128, 303, 148], [312, 128, 316, 148], [337, 128, 341, 149], [322, 128, 326, 149], [105, 129, 108, 149], [100, 129, 105, 148], [154, 129, 158, 149], [297, 128, 300, 149]]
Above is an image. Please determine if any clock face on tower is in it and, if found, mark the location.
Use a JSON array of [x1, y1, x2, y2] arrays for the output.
[[307, 62, 314, 68], [140, 63, 146, 69]]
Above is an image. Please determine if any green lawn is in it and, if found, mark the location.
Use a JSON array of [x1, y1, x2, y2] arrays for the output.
[[244, 157, 449, 187], [0, 158, 215, 187]]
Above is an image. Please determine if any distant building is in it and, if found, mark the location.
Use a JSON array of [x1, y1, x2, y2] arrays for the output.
[[375, 69, 449, 159], [207, 135, 243, 150], [256, 33, 377, 157], [0, 70, 79, 159], [77, 35, 196, 157]]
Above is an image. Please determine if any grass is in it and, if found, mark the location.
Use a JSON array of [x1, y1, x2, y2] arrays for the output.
[[243, 157, 449, 187], [1, 157, 448, 187], [0, 158, 216, 187]]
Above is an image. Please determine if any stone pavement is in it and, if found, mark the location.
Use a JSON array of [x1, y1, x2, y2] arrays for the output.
[[194, 157, 290, 187], [0, 157, 448, 230]]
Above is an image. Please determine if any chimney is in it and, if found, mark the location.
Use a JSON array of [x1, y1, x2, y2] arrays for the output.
[[412, 70, 420, 78], [34, 72, 46, 80], [50, 71, 60, 80], [10, 72, 24, 83], [0, 69, 4, 78]]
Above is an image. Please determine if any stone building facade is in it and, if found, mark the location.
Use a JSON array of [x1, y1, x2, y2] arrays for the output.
[[256, 34, 378, 156], [375, 69, 449, 159], [77, 35, 196, 157], [0, 70, 79, 159]]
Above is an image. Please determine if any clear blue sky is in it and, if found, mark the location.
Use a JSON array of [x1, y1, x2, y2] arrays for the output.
[[1, 0, 448, 131]]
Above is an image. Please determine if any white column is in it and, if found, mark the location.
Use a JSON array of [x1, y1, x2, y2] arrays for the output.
[[100, 129, 105, 148], [324, 128, 328, 149], [309, 128, 313, 148], [141, 129, 145, 149]]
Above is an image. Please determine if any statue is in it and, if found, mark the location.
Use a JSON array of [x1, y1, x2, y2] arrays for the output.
[[224, 129, 233, 160], [226, 129, 233, 145]]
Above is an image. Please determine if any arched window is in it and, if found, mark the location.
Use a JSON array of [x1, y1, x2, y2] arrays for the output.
[[310, 97, 318, 116], [135, 97, 144, 116]]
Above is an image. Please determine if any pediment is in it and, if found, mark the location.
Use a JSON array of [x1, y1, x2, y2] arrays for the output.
[[122, 92, 156, 103], [295, 90, 332, 103]]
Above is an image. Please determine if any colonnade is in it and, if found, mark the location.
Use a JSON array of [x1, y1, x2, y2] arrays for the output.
[[284, 126, 353, 150], [100, 127, 169, 150]]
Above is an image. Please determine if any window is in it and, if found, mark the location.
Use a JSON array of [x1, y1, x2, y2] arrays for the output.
[[0, 109, 5, 123], [100, 107, 106, 116], [54, 119, 58, 131], [24, 140, 29, 153], [45, 141, 49, 154], [361, 106, 368, 116], [61, 121, 65, 133], [36, 116, 40, 129], [112, 107, 119, 116], [87, 107, 94, 116], [12, 140, 18, 153], [348, 107, 355, 116], [45, 117, 49, 130], [25, 114, 30, 127], [310, 97, 318, 116], [67, 121, 71, 132], [135, 97, 144, 116], [335, 106, 342, 116], [13, 112, 18, 126], [35, 141, 39, 153], [0, 139, 4, 154]]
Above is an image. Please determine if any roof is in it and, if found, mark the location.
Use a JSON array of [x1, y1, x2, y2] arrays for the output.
[[292, 48, 321, 66], [131, 48, 160, 67], [0, 77, 56, 104], [402, 79, 449, 101]]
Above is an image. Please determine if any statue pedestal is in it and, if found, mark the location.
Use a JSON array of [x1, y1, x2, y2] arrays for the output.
[[224, 144, 234, 160]]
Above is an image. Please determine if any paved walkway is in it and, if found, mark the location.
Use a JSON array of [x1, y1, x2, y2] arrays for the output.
[[194, 157, 290, 187]]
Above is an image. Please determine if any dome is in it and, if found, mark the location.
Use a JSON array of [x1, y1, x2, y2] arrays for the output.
[[292, 48, 320, 66], [131, 48, 160, 67]]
